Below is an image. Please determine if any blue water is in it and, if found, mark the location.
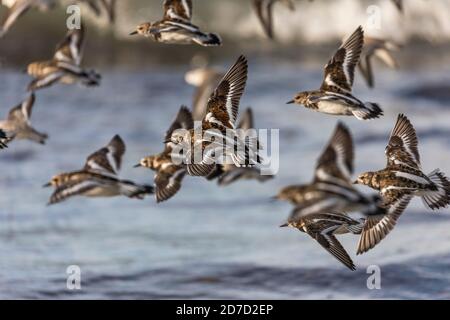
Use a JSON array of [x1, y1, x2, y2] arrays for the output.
[[1, 57, 450, 299]]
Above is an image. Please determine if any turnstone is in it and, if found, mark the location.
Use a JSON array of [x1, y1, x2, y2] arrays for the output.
[[44, 135, 154, 205], [275, 122, 383, 216], [0, 129, 10, 148], [135, 106, 193, 203], [0, 0, 55, 37], [358, 36, 400, 88], [287, 26, 383, 120], [207, 108, 273, 186], [27, 23, 101, 91], [184, 66, 224, 121], [129, 0, 222, 47], [168, 55, 260, 177], [0, 93, 48, 145], [281, 211, 364, 270], [252, 0, 295, 40], [354, 114, 450, 253]]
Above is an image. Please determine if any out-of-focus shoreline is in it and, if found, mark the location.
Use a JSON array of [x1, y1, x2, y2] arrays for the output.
[[1, 20, 450, 70], [1, 0, 450, 69]]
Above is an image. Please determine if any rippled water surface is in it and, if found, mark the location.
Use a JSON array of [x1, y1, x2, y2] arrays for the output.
[[1, 57, 450, 299]]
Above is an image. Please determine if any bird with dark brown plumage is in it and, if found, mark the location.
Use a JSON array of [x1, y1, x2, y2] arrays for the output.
[[168, 55, 260, 177], [355, 114, 450, 254]]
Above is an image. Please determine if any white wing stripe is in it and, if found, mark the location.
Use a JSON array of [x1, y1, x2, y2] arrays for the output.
[[394, 171, 429, 185]]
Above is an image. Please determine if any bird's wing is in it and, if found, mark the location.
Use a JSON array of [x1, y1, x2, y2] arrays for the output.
[[54, 24, 85, 65], [154, 165, 186, 203], [7, 92, 35, 123], [184, 139, 218, 177], [185, 142, 218, 177], [28, 71, 64, 91], [374, 47, 398, 69], [289, 198, 341, 220], [252, 0, 274, 39], [164, 105, 194, 143], [358, 54, 374, 88], [204, 55, 248, 128], [356, 193, 412, 255], [48, 180, 100, 205], [84, 135, 125, 175], [0, 0, 32, 36], [310, 226, 356, 270], [314, 122, 354, 185], [186, 162, 216, 177], [320, 26, 364, 93], [163, 0, 192, 22], [385, 114, 421, 169]]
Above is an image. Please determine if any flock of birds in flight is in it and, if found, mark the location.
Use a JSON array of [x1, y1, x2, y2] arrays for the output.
[[1, 0, 448, 271]]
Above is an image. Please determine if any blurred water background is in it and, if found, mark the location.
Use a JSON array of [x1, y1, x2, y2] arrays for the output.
[[0, 0, 450, 299]]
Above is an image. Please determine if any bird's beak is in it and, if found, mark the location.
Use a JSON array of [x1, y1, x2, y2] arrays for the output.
[[270, 195, 279, 202], [129, 30, 138, 35], [279, 223, 289, 228], [286, 100, 295, 104], [133, 163, 142, 168], [164, 139, 171, 144], [352, 180, 358, 185], [42, 182, 51, 188]]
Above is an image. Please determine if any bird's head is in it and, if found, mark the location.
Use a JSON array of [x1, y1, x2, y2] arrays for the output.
[[130, 23, 152, 36], [169, 129, 190, 146], [43, 175, 63, 188], [287, 92, 308, 105], [274, 185, 306, 204], [135, 156, 154, 169], [354, 172, 377, 188]]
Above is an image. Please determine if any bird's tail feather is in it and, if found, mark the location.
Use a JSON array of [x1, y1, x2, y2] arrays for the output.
[[193, 33, 222, 47], [27, 128, 48, 145], [422, 169, 450, 210], [120, 182, 154, 199], [357, 214, 396, 255], [352, 103, 383, 120]]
